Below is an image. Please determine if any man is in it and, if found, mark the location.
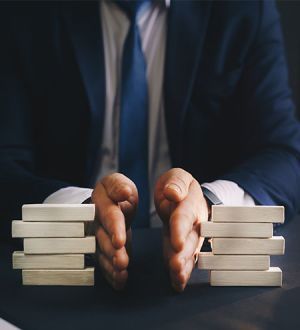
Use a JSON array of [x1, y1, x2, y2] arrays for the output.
[[1, 0, 300, 292]]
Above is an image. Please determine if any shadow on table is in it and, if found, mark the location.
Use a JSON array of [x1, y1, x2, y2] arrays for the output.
[[1, 224, 299, 330], [270, 286, 300, 328]]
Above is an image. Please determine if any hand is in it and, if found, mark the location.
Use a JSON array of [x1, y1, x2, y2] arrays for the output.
[[92, 173, 138, 290], [154, 168, 209, 292]]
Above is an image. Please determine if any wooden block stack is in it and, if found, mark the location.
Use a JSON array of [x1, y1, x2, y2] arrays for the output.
[[198, 206, 285, 286], [12, 204, 96, 286]]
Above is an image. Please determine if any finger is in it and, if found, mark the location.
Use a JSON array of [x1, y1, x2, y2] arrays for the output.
[[119, 201, 136, 223], [113, 247, 129, 271], [157, 199, 176, 224], [113, 270, 128, 290], [96, 226, 129, 271], [92, 183, 126, 249], [169, 230, 199, 273], [170, 257, 194, 292], [98, 253, 115, 279], [169, 180, 202, 251], [98, 253, 128, 290], [170, 270, 184, 292], [162, 168, 194, 203], [102, 173, 138, 232], [96, 226, 116, 260], [102, 173, 138, 206]]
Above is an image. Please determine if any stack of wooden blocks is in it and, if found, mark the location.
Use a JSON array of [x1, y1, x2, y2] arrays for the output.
[[12, 204, 96, 286], [198, 205, 285, 286]]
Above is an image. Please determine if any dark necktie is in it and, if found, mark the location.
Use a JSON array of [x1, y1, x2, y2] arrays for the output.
[[116, 1, 150, 228]]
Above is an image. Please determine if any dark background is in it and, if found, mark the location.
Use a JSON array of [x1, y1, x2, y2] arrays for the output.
[[277, 0, 300, 117]]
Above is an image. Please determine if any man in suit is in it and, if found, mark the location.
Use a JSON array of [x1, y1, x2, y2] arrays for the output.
[[1, 0, 300, 291]]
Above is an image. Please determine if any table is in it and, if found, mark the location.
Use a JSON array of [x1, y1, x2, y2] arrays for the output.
[[0, 217, 300, 330]]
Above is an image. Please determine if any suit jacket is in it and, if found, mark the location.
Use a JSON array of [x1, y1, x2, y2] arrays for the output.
[[1, 1, 300, 235]]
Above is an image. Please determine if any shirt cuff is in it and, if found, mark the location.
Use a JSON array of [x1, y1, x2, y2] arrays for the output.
[[43, 187, 93, 204], [201, 180, 256, 206]]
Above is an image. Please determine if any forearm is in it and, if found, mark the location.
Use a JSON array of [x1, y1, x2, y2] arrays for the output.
[[219, 148, 300, 220]]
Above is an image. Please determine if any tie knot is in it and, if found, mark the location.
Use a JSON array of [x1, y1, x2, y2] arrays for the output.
[[114, 0, 151, 20]]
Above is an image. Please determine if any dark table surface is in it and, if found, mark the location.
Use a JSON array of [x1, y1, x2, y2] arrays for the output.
[[0, 217, 300, 330]]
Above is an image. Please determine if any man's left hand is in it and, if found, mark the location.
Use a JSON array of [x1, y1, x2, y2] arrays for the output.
[[154, 168, 209, 292]]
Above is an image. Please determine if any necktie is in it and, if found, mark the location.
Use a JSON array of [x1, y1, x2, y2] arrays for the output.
[[117, 1, 150, 228]]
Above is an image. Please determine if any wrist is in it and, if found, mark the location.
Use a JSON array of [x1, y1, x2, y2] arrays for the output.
[[204, 197, 212, 220]]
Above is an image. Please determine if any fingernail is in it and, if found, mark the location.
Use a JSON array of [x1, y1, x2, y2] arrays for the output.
[[166, 183, 181, 195]]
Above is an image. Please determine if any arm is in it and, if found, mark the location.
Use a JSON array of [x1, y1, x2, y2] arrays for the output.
[[0, 11, 70, 228], [220, 0, 300, 220], [154, 0, 300, 293]]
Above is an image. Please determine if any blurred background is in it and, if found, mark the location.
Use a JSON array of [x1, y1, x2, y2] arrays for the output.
[[277, 0, 300, 117]]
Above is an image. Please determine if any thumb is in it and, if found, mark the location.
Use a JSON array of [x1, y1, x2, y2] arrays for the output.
[[162, 168, 193, 203]]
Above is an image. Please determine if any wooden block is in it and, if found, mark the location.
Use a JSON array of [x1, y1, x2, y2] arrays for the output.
[[22, 267, 94, 286], [210, 267, 282, 286], [200, 222, 273, 238], [12, 251, 84, 269], [212, 236, 285, 255], [211, 205, 284, 223], [22, 204, 95, 221], [12, 220, 85, 238], [24, 237, 95, 254], [197, 252, 270, 270]]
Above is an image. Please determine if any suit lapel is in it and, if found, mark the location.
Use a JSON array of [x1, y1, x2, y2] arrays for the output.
[[164, 1, 212, 165], [64, 2, 106, 185]]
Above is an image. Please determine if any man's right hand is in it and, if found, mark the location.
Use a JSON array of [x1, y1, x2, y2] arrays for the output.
[[91, 173, 138, 290]]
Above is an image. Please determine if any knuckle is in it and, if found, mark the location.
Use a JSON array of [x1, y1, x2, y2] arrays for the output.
[[111, 173, 131, 188], [101, 173, 124, 188], [104, 173, 137, 198], [114, 253, 129, 270], [168, 176, 188, 194], [112, 183, 131, 196]]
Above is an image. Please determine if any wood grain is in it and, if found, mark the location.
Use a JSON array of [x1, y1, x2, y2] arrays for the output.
[[211, 205, 284, 223], [12, 220, 85, 238], [13, 251, 85, 269], [22, 268, 94, 286], [22, 204, 95, 221], [212, 236, 285, 255], [200, 222, 273, 238], [197, 252, 270, 270], [210, 267, 282, 286], [24, 237, 95, 254]]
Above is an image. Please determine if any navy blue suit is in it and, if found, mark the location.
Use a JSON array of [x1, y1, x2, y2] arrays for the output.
[[1, 1, 300, 234]]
